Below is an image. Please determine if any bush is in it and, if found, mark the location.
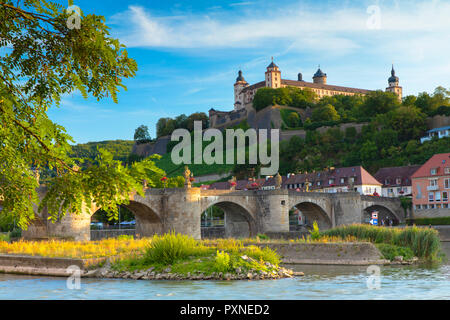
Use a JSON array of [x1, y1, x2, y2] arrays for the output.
[[144, 232, 206, 265], [321, 224, 441, 259], [0, 233, 10, 242], [214, 250, 231, 273], [406, 217, 450, 226], [257, 233, 269, 240], [242, 246, 280, 266], [309, 221, 320, 240], [116, 235, 134, 240], [376, 243, 414, 261]]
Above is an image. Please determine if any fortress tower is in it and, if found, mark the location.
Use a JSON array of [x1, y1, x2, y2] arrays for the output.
[[265, 58, 281, 88], [312, 66, 327, 84], [234, 70, 248, 110], [386, 65, 402, 101]]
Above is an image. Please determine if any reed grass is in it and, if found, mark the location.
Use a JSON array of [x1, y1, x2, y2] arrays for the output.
[[321, 224, 441, 259]]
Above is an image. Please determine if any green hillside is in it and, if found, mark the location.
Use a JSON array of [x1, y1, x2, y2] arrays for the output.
[[70, 140, 135, 162]]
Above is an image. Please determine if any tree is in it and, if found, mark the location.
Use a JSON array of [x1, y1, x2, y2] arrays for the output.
[[286, 111, 302, 127], [134, 125, 151, 144], [311, 104, 340, 122], [0, 1, 166, 228], [360, 90, 400, 118], [385, 106, 427, 141]]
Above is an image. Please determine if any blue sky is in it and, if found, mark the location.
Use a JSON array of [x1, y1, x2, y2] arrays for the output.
[[48, 0, 450, 143]]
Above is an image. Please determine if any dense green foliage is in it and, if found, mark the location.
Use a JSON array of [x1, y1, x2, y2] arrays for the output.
[[321, 224, 441, 260], [144, 232, 207, 265], [278, 121, 449, 175], [407, 217, 450, 226], [70, 140, 135, 163], [375, 243, 414, 261], [0, 1, 176, 227], [280, 108, 302, 128], [156, 112, 209, 138], [253, 87, 316, 111]]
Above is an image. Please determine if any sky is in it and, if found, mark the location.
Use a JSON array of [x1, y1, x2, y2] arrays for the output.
[[47, 0, 450, 143]]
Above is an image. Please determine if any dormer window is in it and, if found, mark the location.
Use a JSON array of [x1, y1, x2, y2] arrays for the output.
[[431, 168, 437, 175], [340, 178, 345, 184], [329, 178, 335, 185], [396, 178, 402, 185], [385, 179, 390, 185]]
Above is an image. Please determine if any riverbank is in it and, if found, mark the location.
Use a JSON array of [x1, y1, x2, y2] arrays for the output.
[[0, 241, 416, 279]]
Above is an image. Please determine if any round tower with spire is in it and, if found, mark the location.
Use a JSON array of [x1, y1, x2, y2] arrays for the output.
[[312, 65, 327, 84], [386, 64, 402, 101], [265, 57, 281, 88], [234, 69, 248, 110]]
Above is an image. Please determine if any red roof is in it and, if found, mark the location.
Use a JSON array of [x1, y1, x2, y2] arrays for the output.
[[411, 153, 450, 179], [284, 166, 381, 189], [374, 165, 421, 187]]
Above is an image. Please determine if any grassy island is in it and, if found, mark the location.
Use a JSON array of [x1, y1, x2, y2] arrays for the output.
[[108, 233, 295, 280]]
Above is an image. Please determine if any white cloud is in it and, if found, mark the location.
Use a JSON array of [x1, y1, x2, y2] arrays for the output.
[[111, 1, 450, 56]]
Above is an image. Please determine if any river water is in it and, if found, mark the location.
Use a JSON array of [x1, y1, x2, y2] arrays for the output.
[[0, 243, 449, 300]]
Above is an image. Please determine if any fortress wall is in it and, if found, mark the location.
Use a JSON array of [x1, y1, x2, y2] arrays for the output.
[[427, 115, 450, 129]]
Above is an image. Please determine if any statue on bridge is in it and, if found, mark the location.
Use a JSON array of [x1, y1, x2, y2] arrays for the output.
[[184, 166, 192, 188], [229, 176, 237, 190], [275, 173, 282, 189]]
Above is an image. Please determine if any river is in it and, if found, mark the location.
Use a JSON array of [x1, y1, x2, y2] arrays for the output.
[[0, 242, 449, 300]]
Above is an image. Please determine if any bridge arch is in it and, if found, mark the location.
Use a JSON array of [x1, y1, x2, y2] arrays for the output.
[[290, 201, 332, 231], [362, 204, 402, 226], [201, 199, 257, 238], [91, 200, 163, 238]]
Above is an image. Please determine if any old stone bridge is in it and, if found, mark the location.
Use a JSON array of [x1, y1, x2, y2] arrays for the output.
[[23, 187, 405, 241]]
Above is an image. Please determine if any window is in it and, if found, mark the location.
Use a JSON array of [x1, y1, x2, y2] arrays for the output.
[[445, 167, 450, 174], [429, 192, 434, 202], [329, 178, 335, 185], [435, 192, 441, 202], [430, 179, 438, 186], [350, 177, 355, 183], [385, 179, 390, 185], [396, 178, 402, 185], [430, 168, 437, 175], [445, 179, 450, 189], [443, 191, 448, 202], [340, 178, 345, 184]]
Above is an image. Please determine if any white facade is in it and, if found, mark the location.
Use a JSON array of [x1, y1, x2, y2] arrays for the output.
[[420, 126, 450, 143], [381, 186, 411, 197]]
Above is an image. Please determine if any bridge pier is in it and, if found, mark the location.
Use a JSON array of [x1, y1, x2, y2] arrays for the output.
[[256, 190, 290, 234], [162, 188, 202, 239]]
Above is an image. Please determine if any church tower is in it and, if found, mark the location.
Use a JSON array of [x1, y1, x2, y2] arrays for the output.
[[386, 65, 402, 101], [234, 70, 248, 110], [265, 58, 281, 88], [313, 66, 327, 84]]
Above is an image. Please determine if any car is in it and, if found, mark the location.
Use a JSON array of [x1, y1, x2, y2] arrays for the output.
[[119, 220, 136, 226], [90, 222, 103, 229]]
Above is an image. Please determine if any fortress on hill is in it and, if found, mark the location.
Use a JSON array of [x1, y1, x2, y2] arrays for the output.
[[209, 59, 402, 129]]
